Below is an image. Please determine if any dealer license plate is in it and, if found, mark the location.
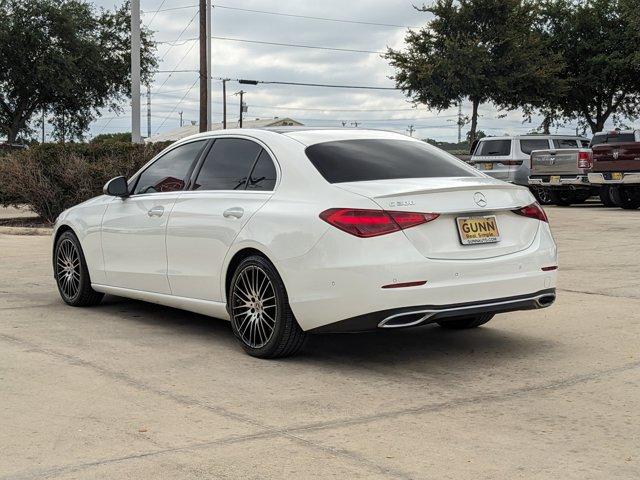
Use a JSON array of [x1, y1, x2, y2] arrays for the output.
[[483, 163, 493, 170], [550, 175, 561, 184], [457, 216, 500, 245]]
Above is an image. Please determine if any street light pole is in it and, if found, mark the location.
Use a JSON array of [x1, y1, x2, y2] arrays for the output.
[[131, 0, 141, 143], [222, 79, 228, 129], [199, 0, 208, 132], [236, 90, 245, 128], [206, 0, 212, 130]]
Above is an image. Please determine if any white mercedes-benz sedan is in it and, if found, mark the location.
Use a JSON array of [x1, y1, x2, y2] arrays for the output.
[[53, 128, 557, 358]]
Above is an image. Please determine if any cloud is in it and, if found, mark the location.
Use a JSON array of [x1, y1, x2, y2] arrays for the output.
[[88, 0, 591, 140]]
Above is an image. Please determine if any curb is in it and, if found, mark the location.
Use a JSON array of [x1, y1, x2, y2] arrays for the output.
[[0, 226, 53, 236]]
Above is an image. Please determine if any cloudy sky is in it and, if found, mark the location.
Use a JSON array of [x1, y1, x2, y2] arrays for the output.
[[83, 0, 598, 141]]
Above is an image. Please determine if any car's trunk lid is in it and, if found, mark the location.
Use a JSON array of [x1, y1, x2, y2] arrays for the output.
[[336, 177, 539, 260]]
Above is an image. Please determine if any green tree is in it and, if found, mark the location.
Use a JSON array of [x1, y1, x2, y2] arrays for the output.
[[0, 0, 156, 143], [386, 0, 563, 143], [538, 0, 640, 133]]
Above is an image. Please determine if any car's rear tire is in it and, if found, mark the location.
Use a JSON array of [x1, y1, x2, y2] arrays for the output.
[[550, 190, 575, 206], [228, 255, 306, 358], [531, 187, 553, 205], [599, 185, 617, 207], [572, 190, 592, 204], [610, 186, 640, 210], [436, 314, 495, 330], [54, 230, 104, 307]]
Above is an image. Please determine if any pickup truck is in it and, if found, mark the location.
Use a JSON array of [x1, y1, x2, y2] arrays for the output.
[[528, 148, 601, 206], [587, 130, 640, 209]]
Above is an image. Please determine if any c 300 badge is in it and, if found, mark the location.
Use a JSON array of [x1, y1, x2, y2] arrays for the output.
[[389, 200, 416, 208]]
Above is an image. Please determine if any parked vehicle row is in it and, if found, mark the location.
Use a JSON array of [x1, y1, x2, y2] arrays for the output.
[[471, 130, 640, 209]]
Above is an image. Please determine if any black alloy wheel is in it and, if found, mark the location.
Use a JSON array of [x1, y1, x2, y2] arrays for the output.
[[54, 231, 104, 306], [229, 255, 305, 358]]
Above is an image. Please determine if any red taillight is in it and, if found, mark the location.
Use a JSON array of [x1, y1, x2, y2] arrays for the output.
[[577, 150, 593, 169], [319, 208, 439, 238], [512, 202, 549, 223]]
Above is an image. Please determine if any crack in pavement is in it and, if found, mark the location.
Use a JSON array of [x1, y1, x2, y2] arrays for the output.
[[0, 334, 415, 480], [556, 287, 640, 301], [2, 333, 639, 480]]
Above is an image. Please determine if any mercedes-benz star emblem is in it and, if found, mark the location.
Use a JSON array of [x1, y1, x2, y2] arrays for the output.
[[474, 192, 487, 207]]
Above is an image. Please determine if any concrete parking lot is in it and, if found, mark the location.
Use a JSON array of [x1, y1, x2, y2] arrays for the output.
[[1, 205, 638, 479]]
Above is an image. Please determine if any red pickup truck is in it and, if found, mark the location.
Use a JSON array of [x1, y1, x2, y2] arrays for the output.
[[588, 130, 640, 209]]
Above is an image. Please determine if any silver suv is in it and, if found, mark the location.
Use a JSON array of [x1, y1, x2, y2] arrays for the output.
[[470, 135, 590, 186]]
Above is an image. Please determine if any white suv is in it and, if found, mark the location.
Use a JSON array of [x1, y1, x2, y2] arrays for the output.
[[470, 135, 590, 186]]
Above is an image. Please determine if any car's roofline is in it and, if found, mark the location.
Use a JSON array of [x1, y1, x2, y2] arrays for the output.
[[477, 135, 590, 141]]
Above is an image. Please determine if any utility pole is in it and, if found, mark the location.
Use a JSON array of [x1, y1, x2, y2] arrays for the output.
[[235, 90, 246, 128], [407, 125, 415, 137], [146, 85, 151, 139], [199, 0, 208, 132], [222, 78, 228, 129], [206, 0, 212, 129], [179, 111, 184, 127], [457, 102, 463, 143], [41, 107, 45, 143], [131, 0, 142, 143]]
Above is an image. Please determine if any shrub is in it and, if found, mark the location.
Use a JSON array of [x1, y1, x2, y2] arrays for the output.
[[0, 142, 170, 223]]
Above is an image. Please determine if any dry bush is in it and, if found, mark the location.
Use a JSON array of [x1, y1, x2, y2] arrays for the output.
[[0, 142, 170, 223]]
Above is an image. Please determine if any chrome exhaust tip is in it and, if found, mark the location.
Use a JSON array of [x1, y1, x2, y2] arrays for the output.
[[535, 294, 556, 308]]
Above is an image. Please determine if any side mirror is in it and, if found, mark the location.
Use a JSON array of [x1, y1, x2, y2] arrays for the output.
[[103, 176, 129, 198]]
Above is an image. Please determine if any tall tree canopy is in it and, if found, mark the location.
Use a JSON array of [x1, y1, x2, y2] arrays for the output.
[[0, 0, 156, 143], [386, 0, 563, 142], [538, 0, 640, 133]]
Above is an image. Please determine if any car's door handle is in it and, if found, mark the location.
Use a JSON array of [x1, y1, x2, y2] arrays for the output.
[[223, 207, 244, 219], [147, 206, 165, 217]]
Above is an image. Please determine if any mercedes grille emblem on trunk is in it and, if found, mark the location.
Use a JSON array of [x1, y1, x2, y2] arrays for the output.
[[474, 192, 487, 207]]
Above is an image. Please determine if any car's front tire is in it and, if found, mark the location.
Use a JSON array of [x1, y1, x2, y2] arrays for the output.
[[229, 255, 305, 358], [437, 313, 495, 330], [54, 230, 104, 307]]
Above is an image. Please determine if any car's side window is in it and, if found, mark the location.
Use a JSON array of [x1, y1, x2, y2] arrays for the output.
[[133, 140, 207, 195], [193, 138, 262, 191], [553, 139, 578, 149], [520, 139, 551, 154], [247, 149, 277, 191]]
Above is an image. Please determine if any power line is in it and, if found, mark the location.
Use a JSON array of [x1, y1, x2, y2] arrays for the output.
[[145, 0, 167, 28], [155, 78, 199, 134], [141, 3, 419, 28], [155, 41, 198, 92], [142, 4, 197, 14], [162, 36, 385, 54], [158, 10, 199, 62], [218, 77, 398, 90], [211, 4, 419, 29], [211, 36, 385, 54]]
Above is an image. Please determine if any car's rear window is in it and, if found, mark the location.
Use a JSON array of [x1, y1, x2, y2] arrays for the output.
[[304, 139, 474, 183], [590, 133, 635, 147], [475, 139, 511, 156]]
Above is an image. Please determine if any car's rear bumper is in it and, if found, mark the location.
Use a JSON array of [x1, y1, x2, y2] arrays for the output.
[[276, 222, 558, 331], [309, 288, 556, 332], [529, 175, 591, 187], [588, 172, 640, 185]]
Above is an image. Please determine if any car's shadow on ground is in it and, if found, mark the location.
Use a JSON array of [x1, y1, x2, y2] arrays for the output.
[[98, 295, 557, 370]]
